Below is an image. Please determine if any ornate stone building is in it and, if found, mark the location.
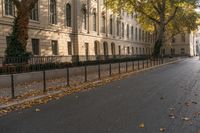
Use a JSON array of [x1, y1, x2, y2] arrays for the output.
[[0, 0, 196, 57]]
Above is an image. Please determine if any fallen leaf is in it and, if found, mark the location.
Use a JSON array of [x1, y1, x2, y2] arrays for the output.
[[192, 101, 197, 104], [35, 108, 40, 112], [160, 97, 164, 100], [138, 122, 145, 128], [195, 112, 200, 116], [169, 108, 175, 111], [185, 102, 190, 107], [182, 117, 190, 121], [160, 128, 166, 132], [169, 113, 175, 119]]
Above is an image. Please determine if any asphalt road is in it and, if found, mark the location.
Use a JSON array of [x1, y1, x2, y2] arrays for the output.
[[1, 57, 200, 133]]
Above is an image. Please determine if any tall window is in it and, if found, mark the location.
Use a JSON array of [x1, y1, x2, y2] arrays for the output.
[[131, 26, 134, 40], [127, 24, 129, 39], [101, 15, 106, 33], [30, 2, 39, 21], [68, 42, 72, 55], [51, 40, 58, 55], [139, 29, 141, 41], [122, 23, 124, 37], [66, 3, 71, 27], [50, 0, 57, 24], [93, 12, 96, 31], [82, 7, 87, 30], [94, 41, 100, 55], [5, 0, 14, 16], [103, 42, 108, 55], [181, 33, 185, 42], [110, 16, 113, 35], [118, 45, 121, 55], [111, 43, 115, 55], [132, 47, 134, 55], [32, 39, 40, 55], [117, 21, 119, 36], [135, 28, 138, 41], [127, 47, 130, 55]]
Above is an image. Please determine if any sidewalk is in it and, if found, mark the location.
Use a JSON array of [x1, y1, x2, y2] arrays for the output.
[[0, 57, 182, 116]]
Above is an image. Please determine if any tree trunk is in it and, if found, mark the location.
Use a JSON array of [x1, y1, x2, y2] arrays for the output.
[[15, 5, 30, 51], [153, 24, 165, 57]]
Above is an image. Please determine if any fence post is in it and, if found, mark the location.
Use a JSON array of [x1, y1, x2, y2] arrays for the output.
[[98, 64, 101, 79], [11, 74, 15, 99], [43, 70, 46, 93], [67, 67, 70, 86], [126, 61, 128, 72], [84, 65, 87, 82], [143, 60, 144, 69], [109, 63, 112, 76], [138, 59, 140, 70], [132, 60, 134, 71], [118, 62, 121, 74]]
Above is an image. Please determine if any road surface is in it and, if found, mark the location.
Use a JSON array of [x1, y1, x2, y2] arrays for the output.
[[0, 57, 200, 133]]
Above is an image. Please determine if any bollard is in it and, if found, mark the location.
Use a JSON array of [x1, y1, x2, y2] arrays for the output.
[[43, 70, 46, 93], [119, 62, 121, 74], [109, 63, 112, 76], [98, 64, 101, 79], [84, 65, 87, 82], [143, 60, 144, 69], [126, 61, 128, 72], [11, 74, 15, 99], [67, 67, 70, 86]]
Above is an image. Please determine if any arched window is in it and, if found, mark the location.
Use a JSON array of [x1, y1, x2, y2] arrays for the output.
[[103, 42, 108, 55], [93, 12, 96, 31], [66, 3, 71, 27], [50, 0, 57, 24], [94, 41, 100, 55], [111, 43, 116, 55], [5, 0, 14, 16]]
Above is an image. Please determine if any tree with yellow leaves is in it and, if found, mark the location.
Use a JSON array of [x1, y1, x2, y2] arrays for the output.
[[106, 0, 200, 57]]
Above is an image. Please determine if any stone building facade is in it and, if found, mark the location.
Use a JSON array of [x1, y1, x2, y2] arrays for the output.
[[0, 0, 196, 57]]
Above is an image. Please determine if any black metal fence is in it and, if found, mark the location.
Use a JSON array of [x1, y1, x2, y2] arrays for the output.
[[0, 55, 149, 75], [0, 56, 180, 100]]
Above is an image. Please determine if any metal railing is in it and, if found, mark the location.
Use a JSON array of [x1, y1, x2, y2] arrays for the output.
[[0, 55, 150, 75], [0, 56, 179, 100]]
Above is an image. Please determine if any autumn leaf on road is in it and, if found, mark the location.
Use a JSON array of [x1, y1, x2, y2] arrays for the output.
[[169, 113, 175, 119], [35, 108, 40, 112], [181, 117, 190, 121], [138, 122, 145, 128], [160, 128, 166, 132]]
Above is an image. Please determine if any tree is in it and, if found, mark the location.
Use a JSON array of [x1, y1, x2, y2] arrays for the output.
[[11, 0, 38, 51], [105, 0, 200, 57], [5, 17, 32, 64]]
